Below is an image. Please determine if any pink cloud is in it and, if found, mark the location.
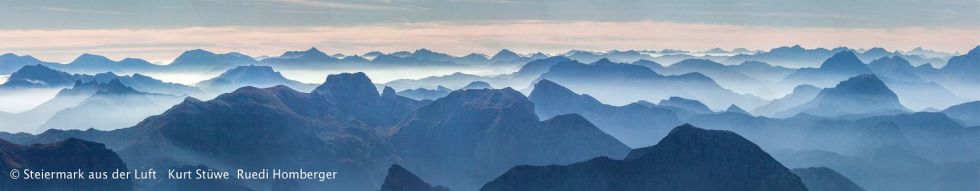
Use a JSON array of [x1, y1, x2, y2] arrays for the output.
[[0, 21, 976, 63]]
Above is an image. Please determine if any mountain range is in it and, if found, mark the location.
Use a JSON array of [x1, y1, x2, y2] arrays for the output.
[[941, 101, 980, 127], [195, 65, 315, 94], [391, 87, 630, 190], [0, 53, 57, 74], [20, 73, 419, 190], [782, 51, 874, 87], [396, 86, 452, 101], [8, 73, 630, 190], [777, 74, 908, 117], [168, 49, 258, 72], [751, 84, 821, 116], [726, 45, 946, 68], [0, 64, 198, 96], [480, 124, 809, 191], [537, 58, 766, 110], [0, 45, 978, 191], [0, 79, 181, 133], [529, 79, 682, 147]]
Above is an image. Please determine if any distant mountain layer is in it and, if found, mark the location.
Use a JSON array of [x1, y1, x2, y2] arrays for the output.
[[0, 64, 81, 89], [0, 64, 198, 96], [260, 47, 339, 64], [460, 81, 493, 90], [40, 79, 180, 131], [752, 84, 821, 116], [725, 104, 750, 115], [392, 87, 630, 190], [657, 96, 714, 114], [0, 53, 57, 74], [538, 58, 765, 110], [725, 45, 946, 68], [529, 79, 681, 147], [942, 101, 980, 127], [0, 138, 133, 191], [60, 54, 159, 74], [396, 86, 452, 101], [481, 124, 808, 191], [938, 46, 980, 83], [659, 59, 762, 92], [0, 79, 181, 133], [782, 51, 873, 87], [867, 56, 965, 110], [777, 74, 908, 118], [169, 49, 258, 72], [196, 65, 314, 93]]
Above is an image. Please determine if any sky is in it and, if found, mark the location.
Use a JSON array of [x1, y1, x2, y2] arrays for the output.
[[0, 0, 978, 63]]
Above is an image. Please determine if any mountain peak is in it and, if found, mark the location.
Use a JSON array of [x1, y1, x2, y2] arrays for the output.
[[462, 53, 488, 59], [939, 45, 980, 72], [460, 81, 493, 90], [819, 51, 871, 73], [672, 59, 725, 70], [868, 56, 913, 69], [172, 49, 217, 64], [182, 49, 215, 56], [868, 56, 919, 82], [77, 53, 111, 60], [878, 55, 909, 63], [833, 74, 890, 94], [626, 124, 770, 161], [119, 57, 148, 63], [172, 49, 257, 67], [484, 124, 808, 191], [382, 86, 397, 97], [593, 58, 615, 65], [778, 74, 907, 117], [531, 79, 577, 97], [414, 48, 434, 54], [4, 64, 79, 88], [70, 53, 114, 65], [380, 165, 448, 191], [67, 79, 139, 95], [793, 84, 820, 93], [214, 65, 286, 81], [280, 47, 332, 61], [658, 96, 713, 114], [437, 88, 530, 112], [490, 49, 520, 62], [314, 72, 379, 99], [14, 64, 54, 73], [725, 104, 750, 115], [865, 47, 889, 54]]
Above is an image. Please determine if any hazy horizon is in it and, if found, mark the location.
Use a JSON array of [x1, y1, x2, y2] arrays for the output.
[[0, 0, 977, 63]]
